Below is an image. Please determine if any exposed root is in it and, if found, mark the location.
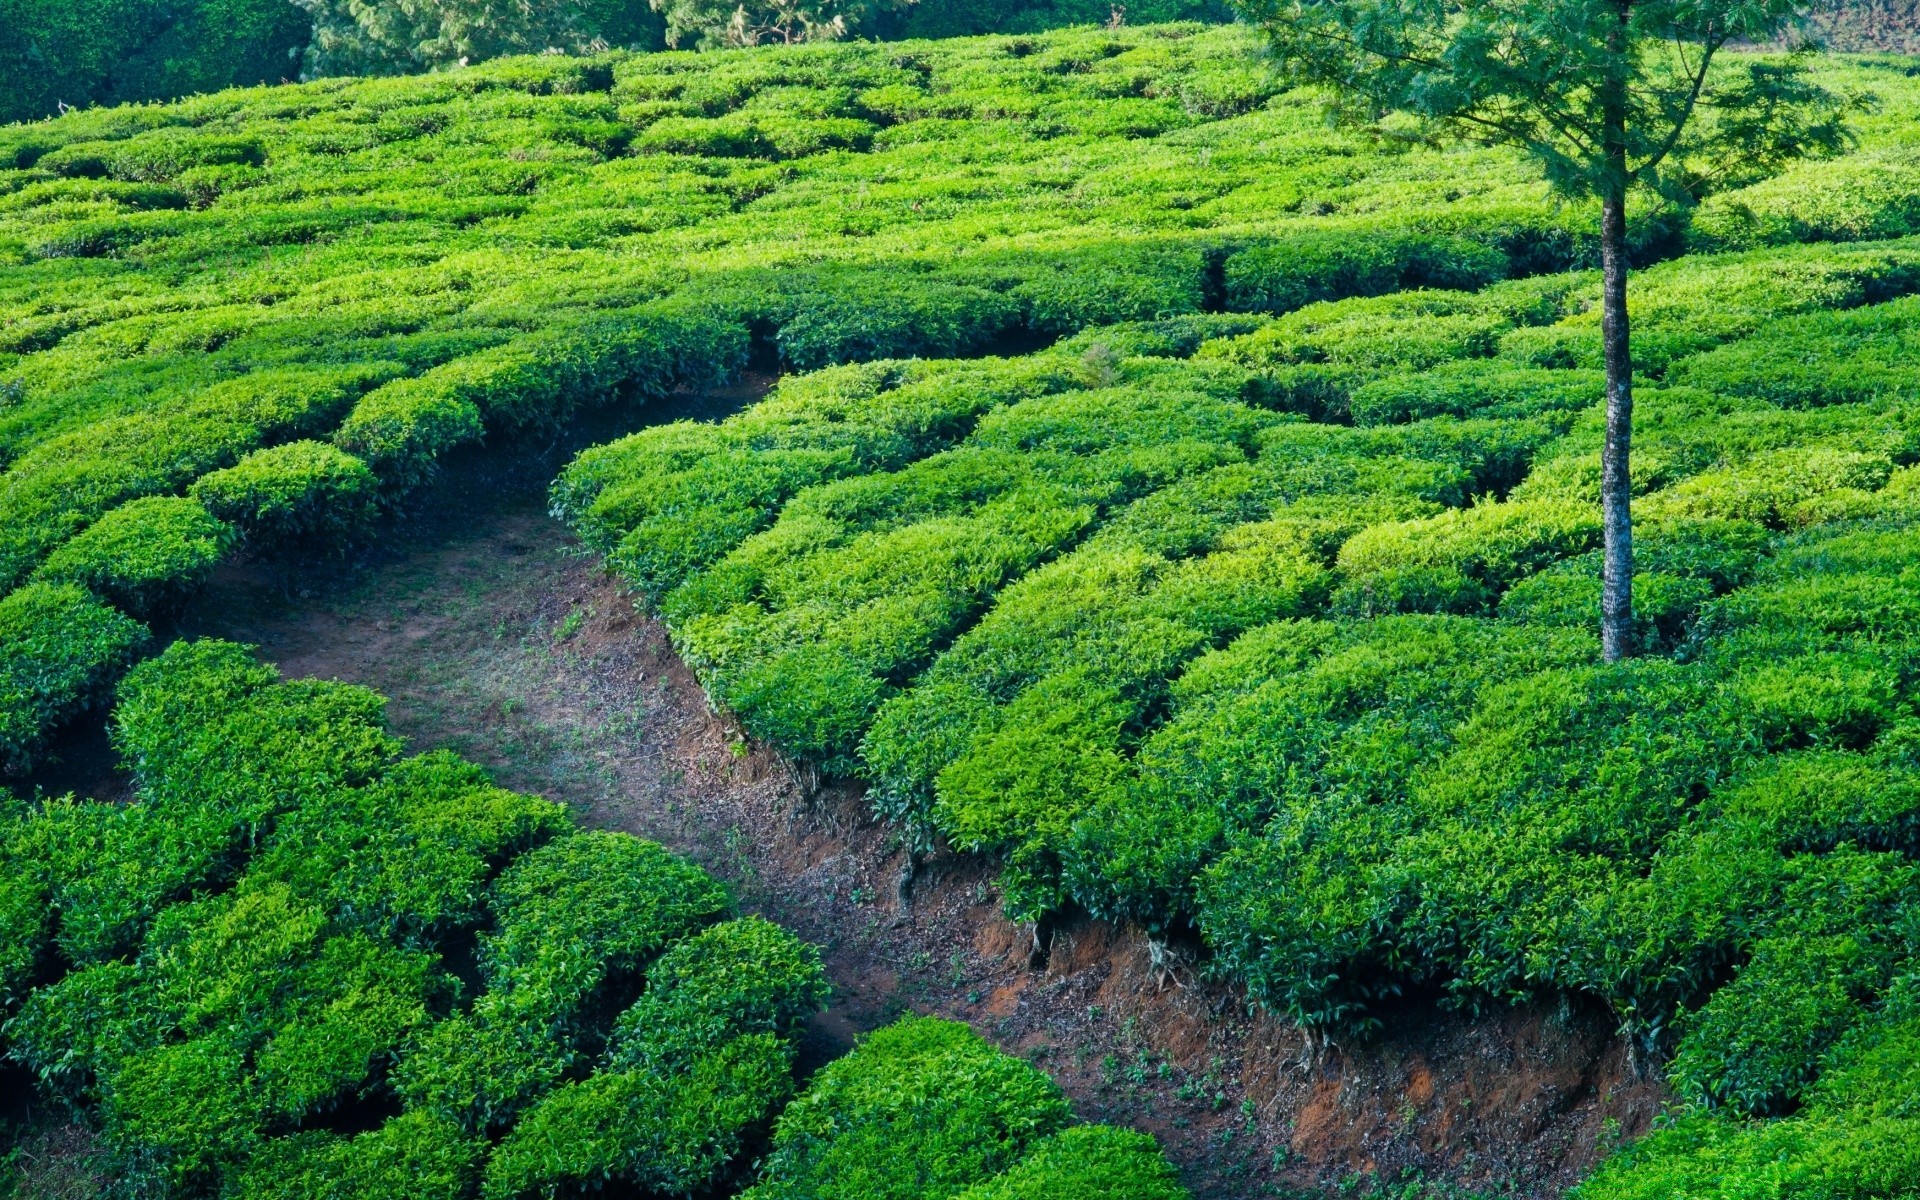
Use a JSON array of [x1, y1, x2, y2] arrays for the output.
[[1026, 917, 1056, 972], [895, 850, 919, 911], [1145, 934, 1186, 992]]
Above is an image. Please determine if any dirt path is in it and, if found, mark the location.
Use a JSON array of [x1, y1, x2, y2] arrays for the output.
[[50, 392, 1667, 1199]]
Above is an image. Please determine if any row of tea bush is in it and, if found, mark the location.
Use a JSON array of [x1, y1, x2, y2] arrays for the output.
[[563, 234, 1920, 1194], [8, 31, 1920, 780], [0, 639, 1187, 1199]]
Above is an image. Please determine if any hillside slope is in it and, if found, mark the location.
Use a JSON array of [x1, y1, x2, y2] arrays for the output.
[[5, 25, 1920, 1197]]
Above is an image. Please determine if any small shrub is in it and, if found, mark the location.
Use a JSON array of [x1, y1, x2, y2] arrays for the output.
[[1223, 231, 1508, 315], [483, 830, 732, 1022], [482, 1034, 794, 1199], [955, 1125, 1190, 1200], [34, 496, 232, 616], [190, 440, 379, 546], [608, 916, 828, 1072], [0, 581, 147, 775], [744, 1016, 1071, 1200]]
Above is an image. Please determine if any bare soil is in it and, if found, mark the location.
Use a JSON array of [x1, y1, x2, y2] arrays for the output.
[[21, 388, 1669, 1199]]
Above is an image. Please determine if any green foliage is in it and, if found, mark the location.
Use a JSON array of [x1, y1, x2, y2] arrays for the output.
[[1332, 498, 1602, 617], [1235, 0, 1848, 208], [1665, 849, 1920, 1116], [1576, 975, 1920, 1200], [879, 0, 1225, 38], [0, 580, 145, 774], [190, 440, 380, 546], [2, 640, 1033, 1199], [953, 1125, 1190, 1200], [230, 1111, 485, 1200], [295, 3, 654, 77], [1224, 231, 1510, 315], [243, 749, 572, 941], [6, 25, 1920, 1196], [482, 829, 731, 1022], [9, 22, 1862, 773], [654, 0, 907, 50], [0, 0, 309, 124], [482, 1033, 794, 1199], [1349, 364, 1604, 427], [744, 1016, 1072, 1200], [608, 916, 828, 1071], [33, 495, 232, 616], [0, 363, 391, 595]]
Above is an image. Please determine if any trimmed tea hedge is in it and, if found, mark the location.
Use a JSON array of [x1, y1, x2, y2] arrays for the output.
[[570, 239, 1920, 1195], [11, 20, 1840, 776], [0, 641, 1187, 1199]]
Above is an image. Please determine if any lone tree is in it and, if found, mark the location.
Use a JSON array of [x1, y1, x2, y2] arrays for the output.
[[1236, 0, 1850, 659]]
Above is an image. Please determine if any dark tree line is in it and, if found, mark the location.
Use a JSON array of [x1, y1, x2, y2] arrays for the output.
[[1, 0, 1227, 123]]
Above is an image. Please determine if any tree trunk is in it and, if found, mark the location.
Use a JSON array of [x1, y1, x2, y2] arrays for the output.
[[1598, 1, 1634, 664], [1599, 190, 1633, 662]]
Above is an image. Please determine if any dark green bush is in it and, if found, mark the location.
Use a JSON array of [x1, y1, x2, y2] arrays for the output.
[[1665, 849, 1920, 1116], [392, 1001, 578, 1136], [482, 829, 732, 1023], [0, 0, 307, 125], [0, 580, 146, 775], [332, 378, 488, 493], [2, 639, 910, 1197], [40, 641, 398, 962], [1575, 975, 1920, 1200], [230, 1111, 485, 1200], [0, 362, 394, 592], [244, 750, 570, 942], [482, 1034, 795, 1199], [608, 916, 828, 1072], [1223, 231, 1509, 315]]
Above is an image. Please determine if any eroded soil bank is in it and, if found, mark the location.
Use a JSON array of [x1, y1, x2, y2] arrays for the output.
[[26, 394, 1668, 1199]]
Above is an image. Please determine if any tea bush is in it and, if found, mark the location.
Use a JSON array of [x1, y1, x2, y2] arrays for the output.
[[742, 1016, 1072, 1200], [3, 21, 1705, 775], [0, 580, 145, 773], [0, 640, 1180, 1198], [8, 23, 1920, 1195], [552, 91, 1920, 1195], [189, 440, 380, 546], [954, 1126, 1190, 1200], [33, 495, 232, 616]]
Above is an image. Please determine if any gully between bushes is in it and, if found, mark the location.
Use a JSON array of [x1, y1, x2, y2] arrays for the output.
[[29, 386, 1667, 1199]]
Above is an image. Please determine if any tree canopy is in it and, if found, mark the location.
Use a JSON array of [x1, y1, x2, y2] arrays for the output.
[[1237, 0, 1853, 204], [1232, 0, 1854, 659]]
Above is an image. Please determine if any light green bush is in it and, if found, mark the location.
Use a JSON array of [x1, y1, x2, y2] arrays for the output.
[[1332, 497, 1602, 616], [33, 494, 231, 615], [744, 1016, 1072, 1200], [190, 440, 380, 545], [955, 1126, 1190, 1200]]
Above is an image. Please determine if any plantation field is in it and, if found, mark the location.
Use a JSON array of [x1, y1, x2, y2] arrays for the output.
[[7, 19, 1920, 1198], [0, 640, 1183, 1196], [565, 244, 1920, 1192]]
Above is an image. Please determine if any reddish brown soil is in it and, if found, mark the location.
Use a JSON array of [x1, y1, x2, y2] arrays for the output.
[[27, 390, 1669, 1199]]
